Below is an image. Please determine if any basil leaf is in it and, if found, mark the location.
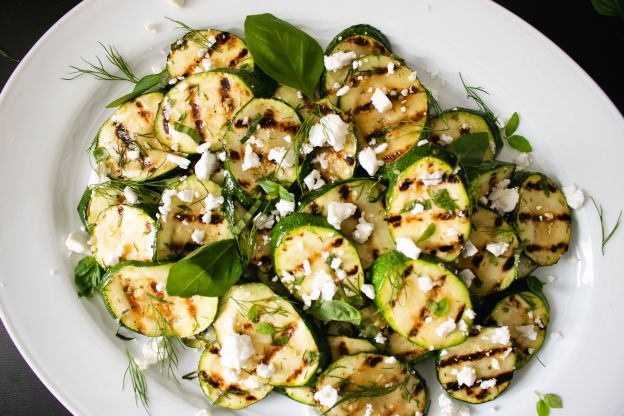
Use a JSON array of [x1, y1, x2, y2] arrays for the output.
[[74, 256, 103, 297], [272, 335, 291, 345], [106, 70, 165, 108], [245, 14, 323, 99], [591, 0, 624, 16], [536, 399, 550, 416], [93, 147, 109, 163], [166, 239, 243, 297], [173, 122, 203, 144], [505, 112, 520, 136], [429, 189, 459, 211], [426, 299, 439, 314], [258, 180, 294, 201], [543, 394, 563, 409], [240, 113, 262, 144], [416, 223, 436, 243], [247, 304, 259, 321], [254, 322, 276, 336], [449, 132, 490, 166], [435, 298, 449, 317], [507, 135, 533, 152], [307, 300, 362, 325]]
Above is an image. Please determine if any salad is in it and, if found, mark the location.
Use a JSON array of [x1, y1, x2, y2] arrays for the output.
[[65, 13, 584, 416]]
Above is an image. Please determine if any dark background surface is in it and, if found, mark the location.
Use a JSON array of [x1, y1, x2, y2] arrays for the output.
[[0, 1, 622, 415]]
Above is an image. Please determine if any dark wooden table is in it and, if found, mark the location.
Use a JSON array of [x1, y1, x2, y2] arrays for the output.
[[0, 1, 622, 414]]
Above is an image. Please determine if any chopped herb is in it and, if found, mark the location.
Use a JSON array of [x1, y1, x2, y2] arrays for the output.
[[64, 43, 138, 83], [591, 197, 622, 255], [173, 122, 203, 144], [507, 135, 533, 152], [254, 322, 277, 336], [416, 223, 436, 243], [272, 335, 291, 345], [504, 112, 520, 136], [449, 132, 490, 166], [535, 391, 563, 416], [258, 179, 294, 201], [123, 349, 149, 411], [74, 256, 103, 297], [426, 298, 449, 317], [182, 370, 198, 381], [240, 113, 262, 144], [307, 300, 362, 325], [0, 48, 19, 63], [247, 304, 259, 321], [459, 73, 495, 119], [429, 188, 459, 211]]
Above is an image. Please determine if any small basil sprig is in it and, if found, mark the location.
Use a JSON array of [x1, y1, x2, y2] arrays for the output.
[[173, 122, 203, 144], [258, 180, 294, 201], [429, 189, 459, 212], [535, 391, 563, 416], [449, 132, 490, 166], [106, 70, 167, 108], [416, 224, 436, 243], [503, 112, 533, 152], [307, 300, 362, 325], [74, 256, 103, 297], [245, 13, 324, 99], [166, 239, 243, 298]]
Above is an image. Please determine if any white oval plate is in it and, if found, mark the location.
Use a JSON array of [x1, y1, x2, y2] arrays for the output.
[[0, 0, 622, 415]]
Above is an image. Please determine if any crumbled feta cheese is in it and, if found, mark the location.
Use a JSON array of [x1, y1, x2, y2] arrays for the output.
[[242, 145, 261, 171], [516, 324, 538, 341], [352, 60, 362, 70], [202, 193, 224, 223], [458, 269, 475, 287], [374, 143, 388, 154], [302, 259, 312, 276], [465, 309, 476, 320], [491, 326, 511, 345], [446, 227, 458, 237], [302, 270, 337, 307], [374, 332, 387, 344], [166, 154, 191, 169], [438, 393, 471, 416], [488, 180, 519, 213], [514, 153, 532, 171], [144, 22, 158, 33], [167, 0, 185, 7], [436, 318, 457, 337], [283, 135, 292, 143], [201, 57, 213, 70], [330, 257, 342, 270], [314, 384, 340, 407], [275, 199, 295, 217], [363, 403, 374, 416], [296, 90, 303, 99], [408, 71, 417, 81], [281, 271, 295, 283], [196, 409, 212, 416], [396, 237, 421, 260], [562, 184, 585, 209], [418, 275, 434, 293], [384, 356, 397, 364], [242, 375, 263, 390], [217, 151, 226, 161], [126, 148, 140, 160], [220, 332, 255, 370], [313, 152, 329, 170], [191, 229, 206, 244], [438, 133, 454, 145], [255, 213, 275, 230], [411, 203, 425, 215], [195, 152, 218, 180], [177, 189, 195, 203], [255, 362, 275, 379], [134, 337, 164, 370], [480, 379, 497, 389], [65, 231, 91, 255], [387, 62, 395, 75], [324, 51, 357, 71], [159, 188, 178, 220], [304, 169, 326, 191], [419, 170, 445, 186], [352, 216, 375, 243], [486, 241, 510, 257], [491, 358, 500, 370], [308, 114, 350, 151], [155, 282, 165, 292], [454, 366, 476, 387], [326, 201, 357, 229], [461, 241, 478, 258], [123, 186, 139, 204], [360, 284, 375, 299], [370, 88, 393, 113], [335, 85, 350, 96], [551, 331, 563, 340], [358, 147, 383, 176], [417, 139, 429, 146], [268, 146, 295, 168]]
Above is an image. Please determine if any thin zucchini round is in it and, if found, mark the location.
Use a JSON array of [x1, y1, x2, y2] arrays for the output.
[[328, 335, 377, 361], [387, 332, 432, 364], [464, 160, 515, 202], [273, 84, 313, 119], [101, 262, 218, 337], [282, 386, 316, 406]]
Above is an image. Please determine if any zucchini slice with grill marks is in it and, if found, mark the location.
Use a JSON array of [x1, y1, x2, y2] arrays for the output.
[[154, 69, 269, 154], [464, 161, 515, 202], [430, 108, 502, 160], [282, 385, 316, 405], [101, 262, 218, 337], [387, 332, 432, 364], [339, 55, 429, 165], [436, 326, 516, 404], [199, 343, 273, 409], [167, 30, 254, 80], [372, 251, 473, 350], [486, 291, 549, 369], [273, 84, 313, 119], [302, 99, 358, 183], [272, 214, 365, 307], [518, 255, 539, 278], [322, 24, 391, 102], [156, 175, 232, 261], [95, 92, 180, 181], [385, 145, 470, 262], [91, 205, 157, 267], [315, 352, 429, 416], [453, 207, 519, 296], [513, 172, 571, 266], [213, 283, 326, 387], [328, 335, 377, 361], [224, 98, 301, 205], [299, 179, 394, 269]]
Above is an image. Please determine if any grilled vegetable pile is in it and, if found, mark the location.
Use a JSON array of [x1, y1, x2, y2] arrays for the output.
[[69, 14, 577, 415]]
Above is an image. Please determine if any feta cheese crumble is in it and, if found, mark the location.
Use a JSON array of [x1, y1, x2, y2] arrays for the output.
[[326, 201, 357, 229], [418, 275, 434, 293], [195, 152, 218, 180], [241, 145, 261, 171], [308, 114, 350, 151], [480, 378, 497, 389], [166, 154, 191, 169], [490, 326, 511, 345], [514, 153, 532, 171], [438, 393, 471, 416], [458, 269, 475, 287], [461, 240, 478, 258], [134, 337, 164, 370], [454, 366, 477, 387], [360, 283, 375, 299], [268, 146, 295, 168], [220, 331, 255, 371], [358, 147, 384, 176], [324, 51, 357, 71], [314, 384, 340, 408], [486, 241, 510, 257], [370, 88, 393, 113], [396, 237, 421, 260], [352, 216, 374, 243], [374, 332, 387, 344], [304, 169, 326, 191], [436, 318, 457, 337], [302, 270, 337, 307], [516, 324, 538, 341], [335, 85, 350, 96], [123, 186, 138, 204], [488, 179, 519, 213], [65, 231, 91, 255], [275, 199, 295, 217], [191, 229, 206, 244], [255, 362, 275, 379], [562, 183, 585, 209]]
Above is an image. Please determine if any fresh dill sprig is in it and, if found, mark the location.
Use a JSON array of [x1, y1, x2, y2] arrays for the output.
[[166, 18, 216, 51], [424, 86, 444, 119], [151, 303, 185, 382], [294, 109, 319, 188], [459, 73, 496, 119], [591, 197, 622, 255], [0, 48, 20, 63], [123, 349, 149, 411], [64, 42, 138, 82]]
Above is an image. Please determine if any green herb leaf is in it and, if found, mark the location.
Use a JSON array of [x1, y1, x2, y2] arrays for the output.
[[459, 73, 496, 119], [0, 48, 19, 63], [181, 370, 198, 381], [173, 122, 203, 144], [123, 349, 149, 411], [505, 112, 520, 136], [245, 13, 323, 99], [272, 335, 291, 345], [507, 135, 533, 152], [106, 71, 165, 108], [449, 132, 490, 166], [536, 399, 550, 416], [590, 197, 622, 255], [429, 189, 459, 212], [426, 299, 449, 317], [258, 180, 294, 201], [64, 43, 138, 83], [417, 223, 436, 243], [247, 304, 259, 321], [543, 394, 563, 409], [254, 322, 277, 336], [74, 256, 103, 297], [93, 147, 109, 163], [591, 0, 624, 16], [166, 239, 243, 297], [307, 300, 362, 325], [240, 113, 262, 144]]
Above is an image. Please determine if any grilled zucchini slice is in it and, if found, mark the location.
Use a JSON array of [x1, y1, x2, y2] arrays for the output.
[[91, 205, 157, 267], [101, 262, 218, 337], [486, 291, 549, 369], [464, 161, 515, 202], [213, 283, 325, 387], [282, 386, 316, 405], [436, 327, 516, 404], [372, 251, 473, 350], [315, 352, 428, 416], [273, 84, 313, 119], [518, 255, 539, 278], [338, 55, 429, 165], [385, 146, 470, 262], [156, 175, 232, 261], [453, 207, 519, 296], [513, 172, 571, 265], [224, 98, 301, 205], [167, 30, 254, 80], [328, 336, 377, 361], [272, 214, 365, 307], [154, 69, 267, 153], [430, 108, 502, 160], [322, 24, 391, 102], [299, 179, 394, 269], [95, 92, 180, 181], [199, 343, 273, 409], [387, 332, 432, 364]]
